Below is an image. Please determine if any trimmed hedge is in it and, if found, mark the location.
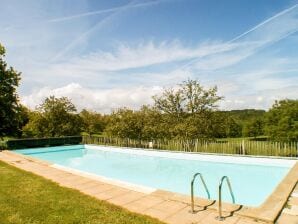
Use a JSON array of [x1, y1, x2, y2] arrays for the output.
[[6, 136, 82, 150], [0, 141, 7, 150]]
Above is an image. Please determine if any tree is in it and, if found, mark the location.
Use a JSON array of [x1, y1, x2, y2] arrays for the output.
[[265, 99, 298, 141], [15, 105, 30, 137], [153, 88, 184, 119], [22, 96, 82, 137], [138, 106, 169, 140], [242, 118, 264, 138], [153, 79, 223, 139], [170, 113, 214, 139], [104, 108, 144, 139], [80, 109, 107, 135], [0, 43, 22, 137], [22, 111, 46, 137], [153, 79, 223, 117], [104, 106, 170, 140], [225, 117, 242, 138], [181, 79, 223, 113]]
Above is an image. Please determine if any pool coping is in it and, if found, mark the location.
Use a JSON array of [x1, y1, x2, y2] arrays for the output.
[[85, 143, 298, 161], [237, 161, 298, 222], [2, 149, 298, 223]]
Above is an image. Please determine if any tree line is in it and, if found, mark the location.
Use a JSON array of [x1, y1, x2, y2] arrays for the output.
[[1, 43, 297, 142]]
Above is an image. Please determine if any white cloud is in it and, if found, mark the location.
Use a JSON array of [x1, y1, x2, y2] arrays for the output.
[[21, 83, 163, 113], [21, 82, 298, 113], [219, 85, 298, 110]]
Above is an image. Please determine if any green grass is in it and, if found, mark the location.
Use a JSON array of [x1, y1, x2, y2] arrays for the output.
[[0, 161, 164, 224]]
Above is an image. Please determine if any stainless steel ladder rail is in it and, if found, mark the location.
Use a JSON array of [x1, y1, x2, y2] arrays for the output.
[[190, 173, 210, 213], [217, 176, 235, 221]]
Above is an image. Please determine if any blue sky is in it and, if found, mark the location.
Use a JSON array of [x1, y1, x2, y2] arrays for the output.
[[1, 0, 298, 112]]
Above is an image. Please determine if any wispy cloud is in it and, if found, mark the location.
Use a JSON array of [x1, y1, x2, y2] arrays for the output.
[[51, 0, 162, 61], [50, 41, 238, 72], [48, 2, 298, 80], [47, 0, 162, 23], [180, 3, 298, 71], [228, 4, 298, 43], [3, 1, 297, 111]]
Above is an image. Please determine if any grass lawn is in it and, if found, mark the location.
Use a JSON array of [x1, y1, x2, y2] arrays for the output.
[[0, 161, 164, 224]]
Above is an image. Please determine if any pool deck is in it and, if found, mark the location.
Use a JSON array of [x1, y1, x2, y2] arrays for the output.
[[0, 150, 297, 224]]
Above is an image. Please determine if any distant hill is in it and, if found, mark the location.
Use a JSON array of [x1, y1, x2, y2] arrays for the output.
[[219, 109, 266, 121]]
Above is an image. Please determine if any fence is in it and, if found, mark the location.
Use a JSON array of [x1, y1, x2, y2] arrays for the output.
[[82, 135, 298, 158]]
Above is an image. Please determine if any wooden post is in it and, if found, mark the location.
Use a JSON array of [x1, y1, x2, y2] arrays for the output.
[[242, 140, 245, 155]]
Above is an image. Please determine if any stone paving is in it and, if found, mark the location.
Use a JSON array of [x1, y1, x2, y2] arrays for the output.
[[276, 183, 298, 224], [1, 150, 297, 224]]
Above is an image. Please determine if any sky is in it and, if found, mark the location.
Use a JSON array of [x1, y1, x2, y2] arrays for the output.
[[0, 0, 298, 113]]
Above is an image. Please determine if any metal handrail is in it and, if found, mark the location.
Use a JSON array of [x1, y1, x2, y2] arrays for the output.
[[190, 172, 210, 213], [217, 176, 235, 221]]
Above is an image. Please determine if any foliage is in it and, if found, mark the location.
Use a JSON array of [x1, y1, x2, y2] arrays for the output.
[[102, 81, 296, 142], [105, 78, 225, 140], [137, 106, 169, 140], [168, 113, 215, 139], [23, 96, 82, 137], [80, 109, 108, 135], [0, 43, 23, 138], [216, 110, 265, 138], [105, 108, 145, 139], [265, 99, 298, 141], [153, 79, 223, 117], [242, 118, 264, 138], [224, 117, 243, 138], [0, 161, 164, 224], [149, 79, 223, 139]]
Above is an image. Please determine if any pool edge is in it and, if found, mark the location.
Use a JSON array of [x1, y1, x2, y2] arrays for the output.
[[235, 161, 298, 222], [2, 149, 297, 223]]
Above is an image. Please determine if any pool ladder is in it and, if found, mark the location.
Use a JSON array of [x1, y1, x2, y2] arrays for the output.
[[190, 173, 210, 213], [216, 176, 235, 220], [190, 174, 235, 221]]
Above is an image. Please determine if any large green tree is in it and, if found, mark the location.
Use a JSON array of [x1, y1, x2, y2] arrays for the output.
[[153, 79, 223, 139], [0, 43, 23, 137], [153, 79, 223, 117], [23, 96, 82, 137], [105, 80, 224, 141], [265, 99, 298, 141]]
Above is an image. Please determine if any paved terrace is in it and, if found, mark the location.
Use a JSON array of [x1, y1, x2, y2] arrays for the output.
[[0, 150, 297, 224]]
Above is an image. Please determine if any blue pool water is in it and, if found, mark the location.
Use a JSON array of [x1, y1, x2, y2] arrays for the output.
[[15, 145, 294, 207]]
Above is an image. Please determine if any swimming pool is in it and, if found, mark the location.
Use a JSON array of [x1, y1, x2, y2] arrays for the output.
[[15, 144, 295, 207]]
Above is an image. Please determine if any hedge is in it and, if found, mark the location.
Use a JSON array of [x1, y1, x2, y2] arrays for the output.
[[5, 136, 82, 150]]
